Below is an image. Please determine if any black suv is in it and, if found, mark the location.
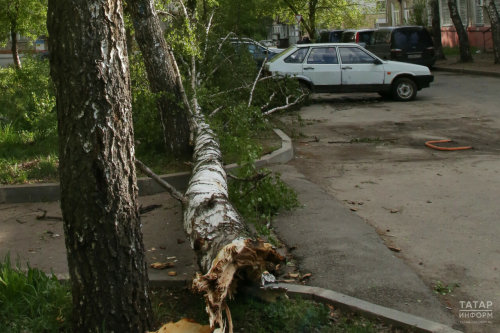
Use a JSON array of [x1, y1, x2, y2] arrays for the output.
[[365, 27, 435, 67], [318, 30, 345, 43]]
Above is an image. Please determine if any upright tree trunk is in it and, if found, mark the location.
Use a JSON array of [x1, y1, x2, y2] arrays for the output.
[[308, 0, 317, 40], [431, 0, 447, 60], [448, 0, 473, 62], [127, 0, 192, 157], [47, 0, 153, 331], [10, 20, 21, 69], [485, 0, 500, 64]]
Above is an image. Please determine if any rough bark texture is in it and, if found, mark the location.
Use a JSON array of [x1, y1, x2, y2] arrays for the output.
[[127, 0, 192, 157], [47, 0, 153, 331], [10, 19, 21, 69], [431, 0, 446, 60], [448, 0, 473, 62], [187, 117, 283, 332], [486, 0, 500, 64]]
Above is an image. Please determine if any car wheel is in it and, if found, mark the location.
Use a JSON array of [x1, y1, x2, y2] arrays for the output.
[[392, 77, 417, 101]]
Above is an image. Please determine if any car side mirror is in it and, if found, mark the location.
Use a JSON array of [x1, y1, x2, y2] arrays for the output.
[[374, 58, 383, 65]]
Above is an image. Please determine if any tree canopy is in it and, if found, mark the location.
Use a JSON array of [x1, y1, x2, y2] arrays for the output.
[[0, 0, 47, 46]]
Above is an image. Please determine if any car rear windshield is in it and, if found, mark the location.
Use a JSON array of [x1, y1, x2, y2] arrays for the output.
[[267, 46, 295, 63], [329, 31, 343, 43], [341, 32, 355, 43], [358, 31, 373, 45], [392, 29, 433, 49]]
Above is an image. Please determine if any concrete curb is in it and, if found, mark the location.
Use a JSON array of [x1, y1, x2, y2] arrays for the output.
[[0, 129, 293, 204], [271, 283, 462, 333], [433, 66, 500, 78], [102, 274, 461, 333]]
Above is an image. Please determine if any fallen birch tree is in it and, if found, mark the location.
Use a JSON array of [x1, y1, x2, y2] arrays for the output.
[[129, 1, 307, 331]]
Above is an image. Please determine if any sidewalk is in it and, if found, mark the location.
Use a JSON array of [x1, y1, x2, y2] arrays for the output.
[[270, 164, 460, 330], [434, 53, 500, 77]]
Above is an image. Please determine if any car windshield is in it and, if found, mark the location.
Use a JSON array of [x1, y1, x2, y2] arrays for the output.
[[267, 46, 295, 63], [393, 29, 433, 49]]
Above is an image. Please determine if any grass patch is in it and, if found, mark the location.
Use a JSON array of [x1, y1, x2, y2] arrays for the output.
[[151, 287, 405, 333], [0, 255, 408, 333], [442, 46, 479, 56], [0, 255, 72, 333]]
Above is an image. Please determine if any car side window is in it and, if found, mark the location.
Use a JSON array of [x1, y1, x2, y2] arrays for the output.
[[307, 48, 338, 64], [339, 47, 375, 64], [375, 31, 391, 45], [284, 48, 309, 63]]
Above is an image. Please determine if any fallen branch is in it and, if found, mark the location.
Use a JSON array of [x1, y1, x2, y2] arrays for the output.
[[139, 204, 163, 215], [262, 92, 307, 116], [209, 106, 224, 118], [36, 210, 63, 221], [300, 136, 319, 143], [227, 171, 271, 182], [135, 159, 187, 204], [261, 92, 276, 111], [248, 56, 268, 107]]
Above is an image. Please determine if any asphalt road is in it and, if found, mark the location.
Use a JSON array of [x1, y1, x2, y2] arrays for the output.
[[277, 72, 500, 333]]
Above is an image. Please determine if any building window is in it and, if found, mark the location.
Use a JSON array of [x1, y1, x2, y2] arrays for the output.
[[475, 0, 484, 25], [441, 0, 452, 26], [392, 2, 401, 25]]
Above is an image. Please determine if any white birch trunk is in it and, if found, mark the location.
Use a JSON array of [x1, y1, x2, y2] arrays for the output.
[[186, 116, 283, 332]]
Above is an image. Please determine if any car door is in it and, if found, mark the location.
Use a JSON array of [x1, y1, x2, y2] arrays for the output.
[[338, 46, 385, 92], [302, 47, 341, 93]]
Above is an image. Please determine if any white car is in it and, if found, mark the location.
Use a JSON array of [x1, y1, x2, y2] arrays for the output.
[[265, 43, 434, 101]]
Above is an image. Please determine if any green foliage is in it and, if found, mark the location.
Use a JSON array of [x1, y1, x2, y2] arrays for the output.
[[407, 0, 428, 26], [265, 0, 367, 38], [0, 57, 58, 184], [0, 55, 55, 136], [0, 255, 72, 333], [0, 0, 47, 48], [434, 281, 460, 295], [228, 164, 299, 235]]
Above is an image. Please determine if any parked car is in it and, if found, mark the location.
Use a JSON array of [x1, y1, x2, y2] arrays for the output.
[[318, 30, 345, 43], [228, 38, 284, 67], [259, 39, 277, 47], [365, 26, 435, 67], [340, 29, 375, 48], [264, 43, 434, 101]]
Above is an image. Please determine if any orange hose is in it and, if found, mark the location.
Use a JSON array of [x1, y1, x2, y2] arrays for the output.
[[425, 140, 472, 151]]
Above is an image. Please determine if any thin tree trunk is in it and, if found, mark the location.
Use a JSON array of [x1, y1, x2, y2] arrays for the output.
[[448, 0, 473, 62], [127, 0, 192, 158], [47, 0, 153, 331], [10, 19, 21, 69], [283, 0, 315, 40], [126, 25, 135, 58], [188, 117, 283, 333], [431, 0, 446, 60], [485, 0, 500, 64], [308, 0, 317, 40]]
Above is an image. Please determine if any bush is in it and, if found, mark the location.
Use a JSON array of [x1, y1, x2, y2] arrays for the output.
[[0, 55, 56, 137]]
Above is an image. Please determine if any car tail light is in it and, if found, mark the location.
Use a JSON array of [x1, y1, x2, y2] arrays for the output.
[[390, 48, 402, 57], [355, 33, 360, 43]]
